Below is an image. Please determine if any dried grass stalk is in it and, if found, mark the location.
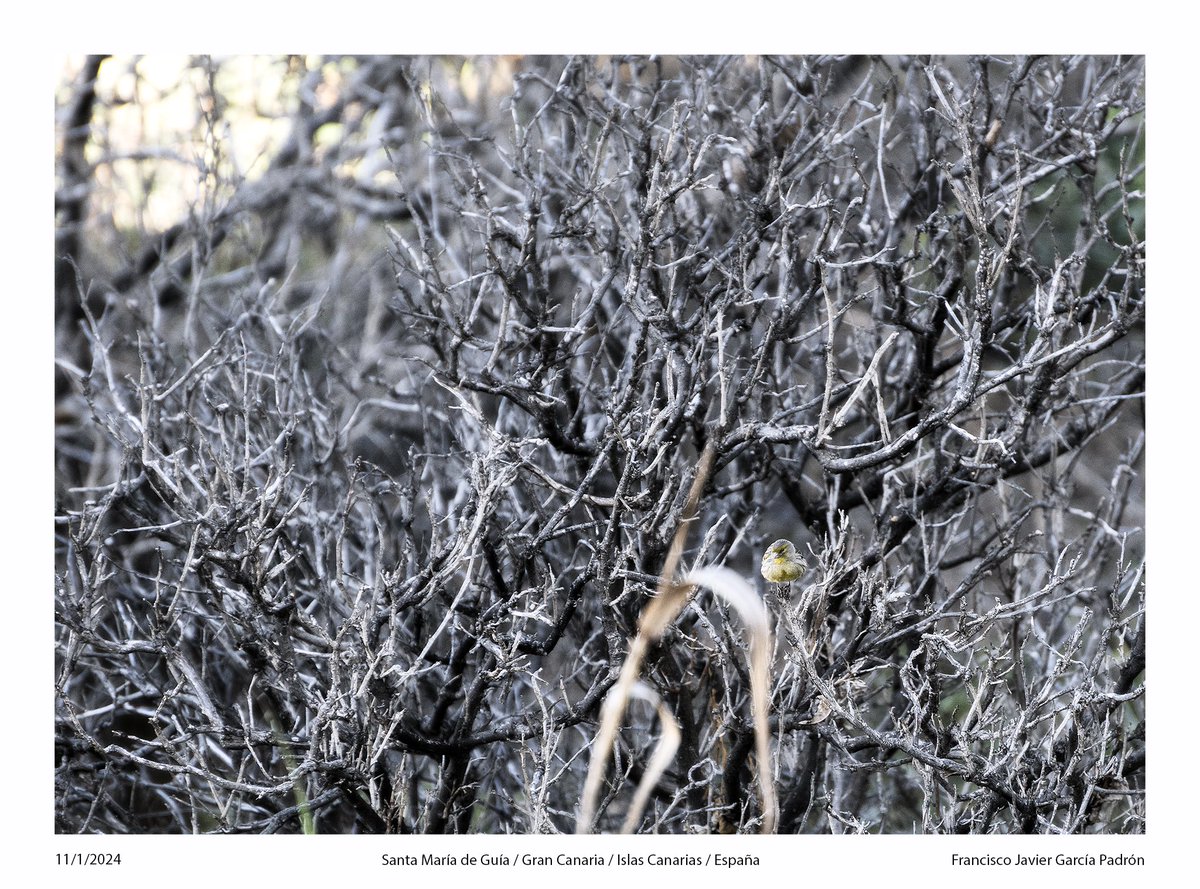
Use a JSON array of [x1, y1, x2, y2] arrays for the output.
[[577, 442, 777, 834], [619, 682, 682, 834]]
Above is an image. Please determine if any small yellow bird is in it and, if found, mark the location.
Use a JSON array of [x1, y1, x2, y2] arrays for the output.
[[760, 539, 807, 583]]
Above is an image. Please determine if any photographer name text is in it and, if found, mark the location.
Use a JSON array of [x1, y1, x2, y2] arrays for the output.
[[951, 853, 1143, 868]]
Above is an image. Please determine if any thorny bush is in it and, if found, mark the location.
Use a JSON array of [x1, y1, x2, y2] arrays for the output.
[[55, 55, 1144, 834]]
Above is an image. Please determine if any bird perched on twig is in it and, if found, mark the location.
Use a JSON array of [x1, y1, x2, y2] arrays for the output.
[[760, 539, 807, 584]]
